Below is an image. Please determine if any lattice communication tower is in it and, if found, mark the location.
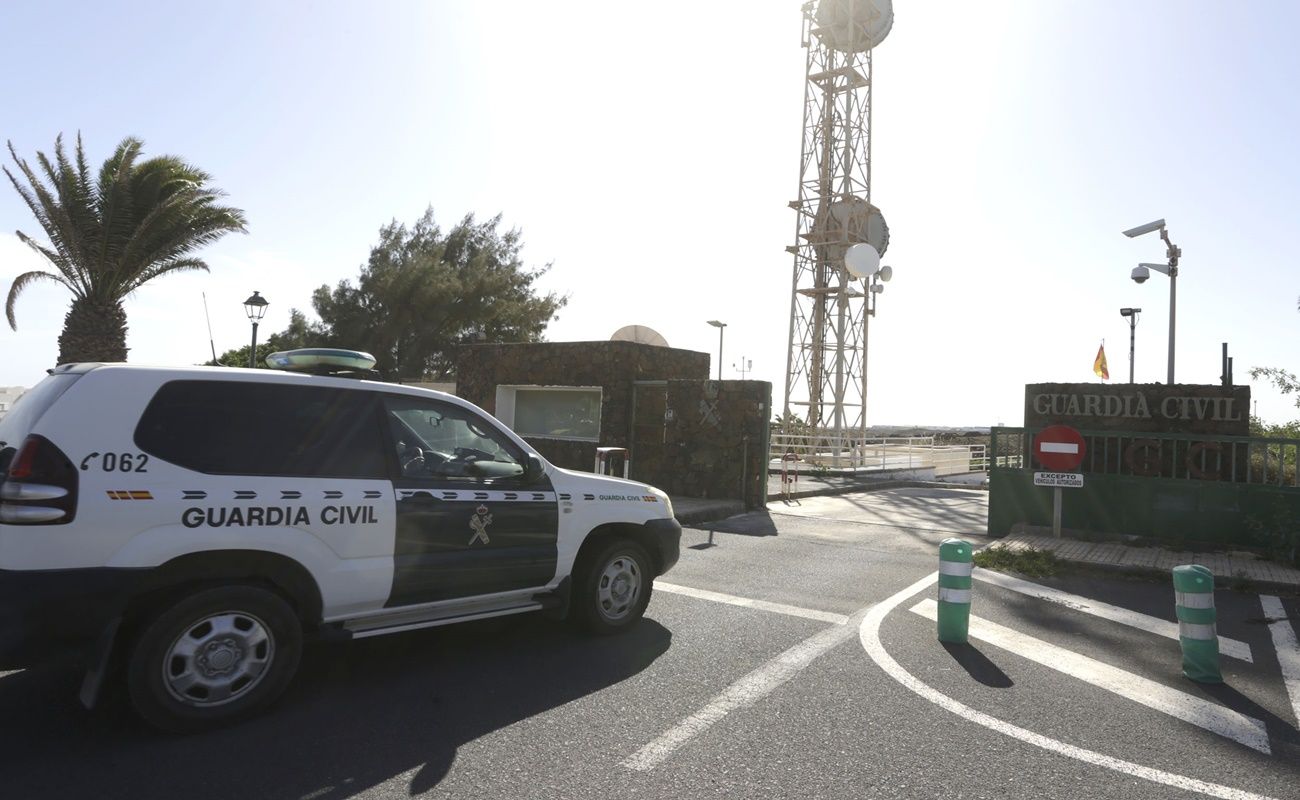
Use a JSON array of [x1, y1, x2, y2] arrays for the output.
[[782, 0, 892, 445]]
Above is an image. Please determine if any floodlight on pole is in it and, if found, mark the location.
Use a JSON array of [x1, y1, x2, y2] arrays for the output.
[[1119, 307, 1141, 384], [1123, 220, 1180, 384], [706, 320, 726, 381]]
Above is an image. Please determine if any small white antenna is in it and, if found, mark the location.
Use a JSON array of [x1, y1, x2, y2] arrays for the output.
[[202, 292, 218, 364]]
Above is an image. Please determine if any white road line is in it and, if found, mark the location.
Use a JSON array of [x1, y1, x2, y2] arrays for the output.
[[623, 606, 864, 771], [909, 598, 1270, 754], [654, 581, 850, 625], [1259, 595, 1300, 726], [860, 573, 1281, 800], [974, 568, 1254, 663]]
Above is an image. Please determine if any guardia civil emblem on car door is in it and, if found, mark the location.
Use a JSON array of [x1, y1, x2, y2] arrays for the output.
[[468, 504, 493, 545]]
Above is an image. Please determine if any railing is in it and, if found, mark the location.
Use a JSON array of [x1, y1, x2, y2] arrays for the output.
[[969, 444, 1024, 472], [990, 427, 1300, 487], [769, 433, 935, 469]]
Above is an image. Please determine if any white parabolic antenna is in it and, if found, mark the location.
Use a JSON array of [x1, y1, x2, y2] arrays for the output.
[[611, 325, 670, 347], [844, 244, 881, 279], [815, 0, 894, 53]]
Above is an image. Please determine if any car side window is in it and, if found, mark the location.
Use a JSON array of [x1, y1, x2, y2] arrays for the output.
[[382, 395, 526, 482], [135, 380, 388, 478]]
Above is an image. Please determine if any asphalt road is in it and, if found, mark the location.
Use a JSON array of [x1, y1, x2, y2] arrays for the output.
[[2, 487, 1297, 799]]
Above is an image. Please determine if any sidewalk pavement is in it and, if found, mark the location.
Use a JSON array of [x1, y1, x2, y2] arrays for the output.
[[671, 496, 746, 527], [990, 530, 1300, 592]]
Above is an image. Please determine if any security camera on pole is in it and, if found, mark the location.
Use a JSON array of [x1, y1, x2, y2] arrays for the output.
[[1123, 219, 1180, 384]]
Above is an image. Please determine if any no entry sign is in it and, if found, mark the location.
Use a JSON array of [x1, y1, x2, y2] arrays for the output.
[[1033, 425, 1086, 472]]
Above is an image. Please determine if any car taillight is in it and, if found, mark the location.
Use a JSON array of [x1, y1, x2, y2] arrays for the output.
[[0, 435, 78, 525]]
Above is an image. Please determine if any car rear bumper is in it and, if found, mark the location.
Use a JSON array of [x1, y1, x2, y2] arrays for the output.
[[0, 567, 143, 669]]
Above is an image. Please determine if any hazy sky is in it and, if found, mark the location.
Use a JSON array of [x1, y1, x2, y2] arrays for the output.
[[2, 1, 1298, 426]]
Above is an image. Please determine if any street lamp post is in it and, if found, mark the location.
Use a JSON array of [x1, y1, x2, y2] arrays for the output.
[[1119, 307, 1141, 384], [1123, 220, 1180, 384], [861, 265, 892, 440], [706, 320, 726, 381], [243, 291, 269, 369]]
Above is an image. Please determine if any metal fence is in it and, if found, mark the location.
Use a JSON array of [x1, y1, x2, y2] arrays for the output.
[[990, 427, 1300, 487], [769, 432, 935, 469]]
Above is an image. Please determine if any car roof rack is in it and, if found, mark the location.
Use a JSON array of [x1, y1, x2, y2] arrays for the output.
[[265, 348, 380, 379]]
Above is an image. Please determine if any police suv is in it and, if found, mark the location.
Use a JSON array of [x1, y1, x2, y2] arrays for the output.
[[0, 350, 680, 731]]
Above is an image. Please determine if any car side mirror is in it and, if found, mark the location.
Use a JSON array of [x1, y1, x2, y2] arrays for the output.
[[523, 453, 546, 482]]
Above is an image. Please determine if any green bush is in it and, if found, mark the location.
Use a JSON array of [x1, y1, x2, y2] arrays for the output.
[[973, 546, 1061, 578]]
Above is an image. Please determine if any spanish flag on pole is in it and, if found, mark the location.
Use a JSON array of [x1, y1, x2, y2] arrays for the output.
[[1093, 341, 1109, 380]]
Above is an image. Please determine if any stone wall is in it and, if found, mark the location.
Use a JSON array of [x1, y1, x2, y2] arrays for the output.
[[456, 341, 711, 473], [1024, 383, 1250, 436], [1023, 383, 1253, 482], [662, 380, 772, 507]]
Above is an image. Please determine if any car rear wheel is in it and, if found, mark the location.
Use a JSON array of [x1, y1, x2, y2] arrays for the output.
[[126, 584, 303, 732], [574, 539, 653, 635]]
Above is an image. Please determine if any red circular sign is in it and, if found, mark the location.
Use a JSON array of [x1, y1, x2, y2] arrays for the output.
[[1033, 425, 1087, 472]]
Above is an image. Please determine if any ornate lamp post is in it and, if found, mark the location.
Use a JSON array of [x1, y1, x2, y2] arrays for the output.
[[243, 291, 269, 368]]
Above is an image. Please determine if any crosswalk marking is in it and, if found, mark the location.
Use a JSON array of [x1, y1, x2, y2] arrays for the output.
[[654, 581, 850, 625], [1259, 595, 1300, 727], [908, 599, 1271, 754], [973, 567, 1253, 663]]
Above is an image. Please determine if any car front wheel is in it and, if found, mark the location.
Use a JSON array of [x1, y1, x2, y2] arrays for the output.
[[575, 539, 653, 634]]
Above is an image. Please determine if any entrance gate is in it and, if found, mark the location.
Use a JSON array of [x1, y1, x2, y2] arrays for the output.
[[630, 381, 668, 484]]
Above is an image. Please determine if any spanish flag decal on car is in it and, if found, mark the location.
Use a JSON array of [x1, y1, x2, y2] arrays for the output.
[[107, 490, 154, 500]]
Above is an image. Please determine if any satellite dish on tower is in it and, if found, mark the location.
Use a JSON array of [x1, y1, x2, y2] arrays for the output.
[[815, 0, 894, 53], [844, 244, 881, 279], [611, 325, 670, 347], [809, 197, 890, 270]]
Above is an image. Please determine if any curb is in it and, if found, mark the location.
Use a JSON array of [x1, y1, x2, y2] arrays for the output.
[[980, 540, 1300, 596], [674, 502, 748, 527]]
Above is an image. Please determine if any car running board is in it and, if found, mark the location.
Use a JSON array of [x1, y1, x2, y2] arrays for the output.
[[342, 598, 550, 639]]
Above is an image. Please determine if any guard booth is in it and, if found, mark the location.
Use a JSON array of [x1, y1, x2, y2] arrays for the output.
[[988, 383, 1300, 559], [455, 341, 771, 508]]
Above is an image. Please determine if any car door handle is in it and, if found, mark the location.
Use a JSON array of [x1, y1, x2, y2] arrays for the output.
[[401, 492, 443, 506]]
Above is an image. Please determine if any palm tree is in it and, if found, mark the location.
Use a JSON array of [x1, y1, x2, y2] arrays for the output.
[[5, 134, 247, 364]]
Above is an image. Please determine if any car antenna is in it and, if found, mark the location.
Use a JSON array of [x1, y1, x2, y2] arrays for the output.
[[202, 292, 218, 364]]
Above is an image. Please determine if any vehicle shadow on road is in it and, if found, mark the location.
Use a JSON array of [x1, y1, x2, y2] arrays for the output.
[[0, 616, 671, 800], [940, 642, 1015, 688]]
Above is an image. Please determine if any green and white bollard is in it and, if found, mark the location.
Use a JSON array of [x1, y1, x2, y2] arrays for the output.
[[1173, 564, 1222, 683], [937, 538, 973, 643]]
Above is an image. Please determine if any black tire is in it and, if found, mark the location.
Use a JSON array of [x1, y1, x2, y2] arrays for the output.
[[126, 584, 303, 732], [573, 539, 653, 635]]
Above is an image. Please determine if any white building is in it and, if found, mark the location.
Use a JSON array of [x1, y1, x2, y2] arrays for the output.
[[0, 386, 28, 422]]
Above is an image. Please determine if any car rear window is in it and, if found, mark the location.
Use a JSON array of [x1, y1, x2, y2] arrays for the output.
[[0, 374, 80, 452], [134, 380, 389, 478]]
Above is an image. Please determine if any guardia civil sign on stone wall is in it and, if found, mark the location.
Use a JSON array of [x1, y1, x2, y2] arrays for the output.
[[1024, 383, 1250, 436]]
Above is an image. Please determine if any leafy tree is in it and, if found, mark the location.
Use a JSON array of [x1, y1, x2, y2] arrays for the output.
[[311, 208, 565, 381], [5, 134, 247, 364], [1250, 367, 1299, 410], [209, 309, 322, 368]]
